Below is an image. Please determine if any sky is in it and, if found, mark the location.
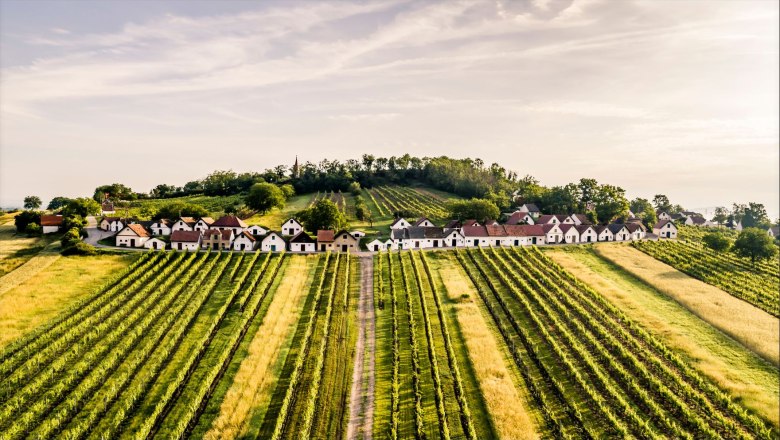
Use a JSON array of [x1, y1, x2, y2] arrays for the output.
[[1, 0, 778, 218]]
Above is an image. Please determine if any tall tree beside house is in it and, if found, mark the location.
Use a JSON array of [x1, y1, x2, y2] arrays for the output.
[[23, 196, 42, 210], [62, 198, 101, 218], [652, 194, 672, 212], [540, 184, 579, 214], [732, 227, 778, 265], [630, 197, 657, 228], [577, 178, 599, 210], [245, 182, 286, 214], [592, 184, 630, 224], [297, 198, 346, 232]]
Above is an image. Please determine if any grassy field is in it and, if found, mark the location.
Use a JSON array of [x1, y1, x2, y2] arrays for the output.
[[544, 245, 780, 426], [0, 253, 136, 347], [114, 194, 245, 219], [594, 244, 779, 365], [242, 194, 312, 230], [0, 223, 59, 279]]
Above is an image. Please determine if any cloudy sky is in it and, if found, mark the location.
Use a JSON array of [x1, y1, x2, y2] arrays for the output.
[[1, 0, 778, 217]]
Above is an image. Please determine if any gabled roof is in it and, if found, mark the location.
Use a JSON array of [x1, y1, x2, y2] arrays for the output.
[[289, 231, 315, 244], [414, 217, 433, 226], [506, 211, 530, 225], [572, 214, 591, 225], [671, 213, 684, 220], [462, 219, 480, 227], [124, 223, 151, 237], [196, 217, 215, 225], [541, 224, 561, 233], [176, 217, 197, 226], [203, 228, 233, 240], [171, 230, 202, 242], [212, 215, 248, 228], [607, 223, 629, 234], [235, 231, 256, 242], [520, 203, 540, 212], [445, 220, 461, 228], [625, 223, 644, 233], [575, 224, 596, 234], [537, 214, 556, 224], [485, 225, 508, 237], [390, 218, 408, 227], [461, 225, 488, 237], [483, 219, 499, 226], [334, 230, 358, 241], [317, 230, 335, 242], [284, 218, 302, 226], [40, 215, 63, 226], [559, 224, 576, 233], [152, 219, 171, 226], [101, 216, 121, 223], [681, 211, 700, 216], [654, 220, 676, 230], [261, 231, 286, 242], [503, 224, 545, 236], [689, 216, 707, 225]]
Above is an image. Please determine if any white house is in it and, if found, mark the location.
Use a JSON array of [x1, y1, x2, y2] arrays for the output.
[[390, 218, 411, 230], [171, 217, 197, 232], [116, 224, 151, 248], [537, 215, 570, 225], [232, 231, 257, 251], [596, 225, 615, 242], [281, 218, 303, 236], [559, 224, 580, 243], [261, 232, 286, 252], [289, 231, 316, 252], [211, 215, 248, 234], [506, 211, 535, 225], [100, 217, 124, 232], [193, 217, 215, 231], [350, 230, 366, 238], [414, 217, 435, 227], [517, 203, 541, 219], [767, 226, 779, 238], [41, 215, 64, 234], [542, 224, 563, 244], [246, 225, 268, 236], [143, 237, 167, 250], [150, 219, 171, 236], [685, 216, 711, 227], [367, 238, 388, 252], [570, 214, 592, 226], [653, 220, 678, 239], [626, 223, 645, 240], [608, 224, 631, 241], [383, 239, 396, 250], [171, 230, 201, 251], [656, 211, 672, 221], [101, 199, 115, 215], [461, 226, 491, 247], [576, 225, 598, 243]]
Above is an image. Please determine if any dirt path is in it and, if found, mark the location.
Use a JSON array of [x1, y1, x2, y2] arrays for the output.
[[347, 255, 376, 440]]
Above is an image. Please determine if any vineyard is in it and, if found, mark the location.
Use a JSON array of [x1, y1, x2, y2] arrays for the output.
[[367, 186, 451, 220], [632, 239, 779, 317], [0, 250, 294, 439], [373, 250, 493, 439], [453, 246, 776, 439], [255, 251, 358, 439]]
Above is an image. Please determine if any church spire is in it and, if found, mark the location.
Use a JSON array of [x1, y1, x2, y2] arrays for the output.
[[292, 155, 300, 178]]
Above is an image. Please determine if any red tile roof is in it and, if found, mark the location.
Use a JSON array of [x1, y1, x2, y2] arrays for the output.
[[461, 225, 488, 237], [317, 230, 335, 242], [126, 223, 150, 237], [485, 225, 508, 237], [503, 224, 545, 236], [211, 215, 247, 228], [203, 228, 233, 240], [462, 219, 480, 227], [236, 231, 256, 242], [171, 230, 202, 243], [40, 215, 63, 226], [559, 224, 575, 233]]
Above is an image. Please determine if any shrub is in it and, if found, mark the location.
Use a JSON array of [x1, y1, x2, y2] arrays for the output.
[[61, 242, 97, 256]]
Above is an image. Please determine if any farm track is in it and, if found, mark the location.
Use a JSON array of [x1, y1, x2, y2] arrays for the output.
[[456, 246, 776, 439], [347, 255, 376, 440]]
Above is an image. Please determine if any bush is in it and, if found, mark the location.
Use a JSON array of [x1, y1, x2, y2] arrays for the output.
[[61, 242, 97, 256], [61, 227, 82, 249], [349, 181, 361, 196], [702, 232, 731, 252], [14, 210, 41, 233], [25, 223, 42, 235]]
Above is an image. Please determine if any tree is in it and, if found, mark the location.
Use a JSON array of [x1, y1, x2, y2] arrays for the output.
[[592, 184, 629, 224], [47, 197, 72, 211], [150, 184, 177, 198], [93, 183, 135, 202], [298, 199, 346, 232], [348, 181, 361, 196], [702, 232, 731, 252], [712, 206, 729, 227], [14, 211, 41, 233], [742, 202, 769, 228], [153, 202, 208, 220], [24, 196, 42, 210], [446, 198, 500, 221], [61, 227, 82, 249], [577, 178, 599, 210], [280, 184, 296, 199], [629, 197, 657, 227], [245, 182, 285, 214], [540, 185, 579, 214], [732, 228, 778, 265], [652, 194, 671, 212], [62, 198, 101, 218]]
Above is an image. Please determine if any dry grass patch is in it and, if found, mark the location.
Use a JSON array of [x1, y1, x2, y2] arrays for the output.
[[595, 243, 779, 365], [0, 224, 57, 278], [546, 247, 779, 426], [0, 253, 134, 347], [437, 255, 538, 440], [205, 254, 317, 439]]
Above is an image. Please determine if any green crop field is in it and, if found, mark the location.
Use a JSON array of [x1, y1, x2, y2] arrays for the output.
[[0, 242, 777, 439]]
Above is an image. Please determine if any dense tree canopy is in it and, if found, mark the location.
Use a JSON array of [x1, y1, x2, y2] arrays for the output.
[[23, 196, 42, 210], [47, 197, 72, 211], [153, 202, 209, 220], [245, 183, 286, 214], [630, 197, 657, 228], [93, 183, 136, 202], [446, 198, 500, 222], [702, 232, 731, 252], [732, 228, 777, 265], [297, 199, 346, 232], [62, 198, 101, 218]]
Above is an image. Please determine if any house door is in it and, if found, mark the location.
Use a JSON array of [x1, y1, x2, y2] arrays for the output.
[[415, 241, 420, 248], [514, 240, 519, 246], [341, 245, 348, 252], [532, 237, 537, 244], [451, 239, 456, 247], [271, 245, 276, 252], [374, 245, 379, 251], [433, 241, 438, 248]]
